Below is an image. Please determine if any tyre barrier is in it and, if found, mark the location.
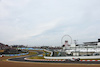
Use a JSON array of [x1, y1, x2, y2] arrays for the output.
[[2, 53, 29, 56]]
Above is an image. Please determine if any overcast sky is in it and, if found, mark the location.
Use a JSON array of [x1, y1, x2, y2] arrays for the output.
[[0, 0, 100, 46]]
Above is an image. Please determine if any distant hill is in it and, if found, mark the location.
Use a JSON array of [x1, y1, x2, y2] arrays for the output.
[[0, 43, 10, 50]]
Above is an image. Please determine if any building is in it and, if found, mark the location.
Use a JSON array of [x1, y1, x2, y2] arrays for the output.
[[83, 41, 98, 46]]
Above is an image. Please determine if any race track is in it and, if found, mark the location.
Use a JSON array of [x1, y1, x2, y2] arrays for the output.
[[8, 51, 100, 64]]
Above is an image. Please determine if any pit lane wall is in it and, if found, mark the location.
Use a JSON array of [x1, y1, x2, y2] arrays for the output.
[[44, 56, 100, 59]]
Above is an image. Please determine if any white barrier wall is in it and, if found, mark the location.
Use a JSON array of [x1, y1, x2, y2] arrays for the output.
[[44, 56, 100, 59]]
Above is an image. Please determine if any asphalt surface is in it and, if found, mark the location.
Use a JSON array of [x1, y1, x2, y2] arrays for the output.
[[8, 51, 43, 61], [8, 51, 100, 64]]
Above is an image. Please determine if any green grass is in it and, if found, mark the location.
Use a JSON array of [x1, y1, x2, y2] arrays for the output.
[[28, 50, 51, 59], [0, 50, 4, 52], [28, 51, 37, 55]]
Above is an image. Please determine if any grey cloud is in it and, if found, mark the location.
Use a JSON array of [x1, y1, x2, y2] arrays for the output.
[[0, 0, 100, 46]]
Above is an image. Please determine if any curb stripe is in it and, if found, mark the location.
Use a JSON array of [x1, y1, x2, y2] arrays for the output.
[[24, 58, 100, 62]]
